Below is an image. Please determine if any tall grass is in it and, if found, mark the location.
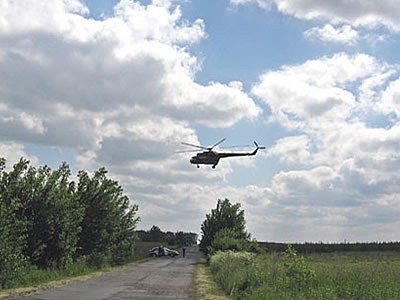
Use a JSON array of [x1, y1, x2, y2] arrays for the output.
[[209, 250, 400, 299]]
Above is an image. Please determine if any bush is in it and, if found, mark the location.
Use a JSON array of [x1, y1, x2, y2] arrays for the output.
[[282, 244, 316, 283], [87, 251, 108, 268], [111, 239, 135, 266]]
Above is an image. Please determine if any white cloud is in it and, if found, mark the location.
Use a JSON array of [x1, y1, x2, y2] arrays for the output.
[[252, 53, 381, 130], [230, 0, 272, 10], [0, 0, 260, 152], [0, 0, 90, 38], [245, 0, 400, 31], [233, 0, 400, 31], [271, 166, 338, 200], [0, 143, 39, 167], [267, 135, 311, 164], [253, 53, 400, 170], [380, 77, 400, 116], [304, 24, 359, 44], [249, 52, 400, 241], [275, 0, 400, 30], [113, 0, 206, 45]]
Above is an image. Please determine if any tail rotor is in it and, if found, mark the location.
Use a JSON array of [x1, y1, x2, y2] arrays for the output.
[[254, 141, 266, 150]]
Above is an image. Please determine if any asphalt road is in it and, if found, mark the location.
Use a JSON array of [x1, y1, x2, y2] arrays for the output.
[[19, 246, 199, 300]]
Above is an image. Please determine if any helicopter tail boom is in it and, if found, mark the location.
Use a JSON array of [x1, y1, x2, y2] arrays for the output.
[[218, 141, 265, 158]]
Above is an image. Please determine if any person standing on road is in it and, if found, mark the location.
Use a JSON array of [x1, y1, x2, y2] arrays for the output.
[[182, 247, 186, 257]]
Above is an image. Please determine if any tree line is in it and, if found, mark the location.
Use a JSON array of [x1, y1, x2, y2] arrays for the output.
[[0, 158, 139, 288], [261, 241, 400, 253], [136, 225, 197, 246]]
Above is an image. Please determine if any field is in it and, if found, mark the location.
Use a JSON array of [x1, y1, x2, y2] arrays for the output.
[[209, 249, 400, 299]]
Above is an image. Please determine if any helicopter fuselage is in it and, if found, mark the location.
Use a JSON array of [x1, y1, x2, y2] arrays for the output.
[[190, 151, 220, 167]]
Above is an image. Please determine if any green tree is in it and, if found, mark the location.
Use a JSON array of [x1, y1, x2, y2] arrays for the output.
[[23, 163, 84, 268], [0, 158, 28, 288], [174, 231, 198, 247], [148, 225, 165, 242], [76, 168, 139, 266], [199, 198, 249, 254]]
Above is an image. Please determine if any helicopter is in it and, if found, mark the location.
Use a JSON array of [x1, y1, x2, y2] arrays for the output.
[[179, 138, 265, 168]]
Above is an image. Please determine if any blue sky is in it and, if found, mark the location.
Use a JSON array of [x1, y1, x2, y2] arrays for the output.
[[1, 0, 400, 242]]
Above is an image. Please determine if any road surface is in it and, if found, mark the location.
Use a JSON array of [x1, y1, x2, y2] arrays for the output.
[[19, 246, 199, 300]]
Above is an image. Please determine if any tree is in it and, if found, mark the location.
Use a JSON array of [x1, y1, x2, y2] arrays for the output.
[[76, 168, 140, 266], [174, 231, 198, 247], [23, 163, 84, 268], [0, 158, 28, 288], [199, 198, 249, 254], [148, 225, 165, 242], [136, 227, 197, 246]]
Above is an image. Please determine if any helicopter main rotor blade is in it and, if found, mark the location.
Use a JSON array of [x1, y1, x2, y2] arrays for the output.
[[210, 138, 226, 150], [221, 144, 250, 149], [176, 149, 201, 153], [181, 142, 209, 150]]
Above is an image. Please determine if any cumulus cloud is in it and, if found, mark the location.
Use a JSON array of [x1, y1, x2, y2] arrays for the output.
[[267, 135, 311, 164], [0, 0, 260, 160], [0, 143, 39, 167], [380, 78, 400, 116], [254, 53, 400, 167], [230, 0, 271, 9], [250, 52, 400, 240], [304, 24, 359, 44], [274, 0, 400, 30], [230, 0, 400, 31], [253, 53, 382, 131]]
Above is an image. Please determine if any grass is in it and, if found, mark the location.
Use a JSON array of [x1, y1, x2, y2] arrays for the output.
[[306, 252, 400, 299], [194, 262, 230, 300], [209, 250, 400, 299]]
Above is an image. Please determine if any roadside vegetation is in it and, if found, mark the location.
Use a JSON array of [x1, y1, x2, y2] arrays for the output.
[[200, 198, 400, 299], [194, 263, 229, 300], [209, 247, 400, 299], [0, 241, 156, 299], [0, 157, 139, 290]]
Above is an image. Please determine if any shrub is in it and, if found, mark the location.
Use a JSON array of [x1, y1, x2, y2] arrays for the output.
[[282, 244, 316, 283]]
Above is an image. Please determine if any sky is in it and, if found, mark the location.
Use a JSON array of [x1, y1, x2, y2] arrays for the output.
[[1, 0, 400, 242]]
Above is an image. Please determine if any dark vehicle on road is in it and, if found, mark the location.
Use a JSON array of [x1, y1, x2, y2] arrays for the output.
[[149, 246, 179, 257]]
